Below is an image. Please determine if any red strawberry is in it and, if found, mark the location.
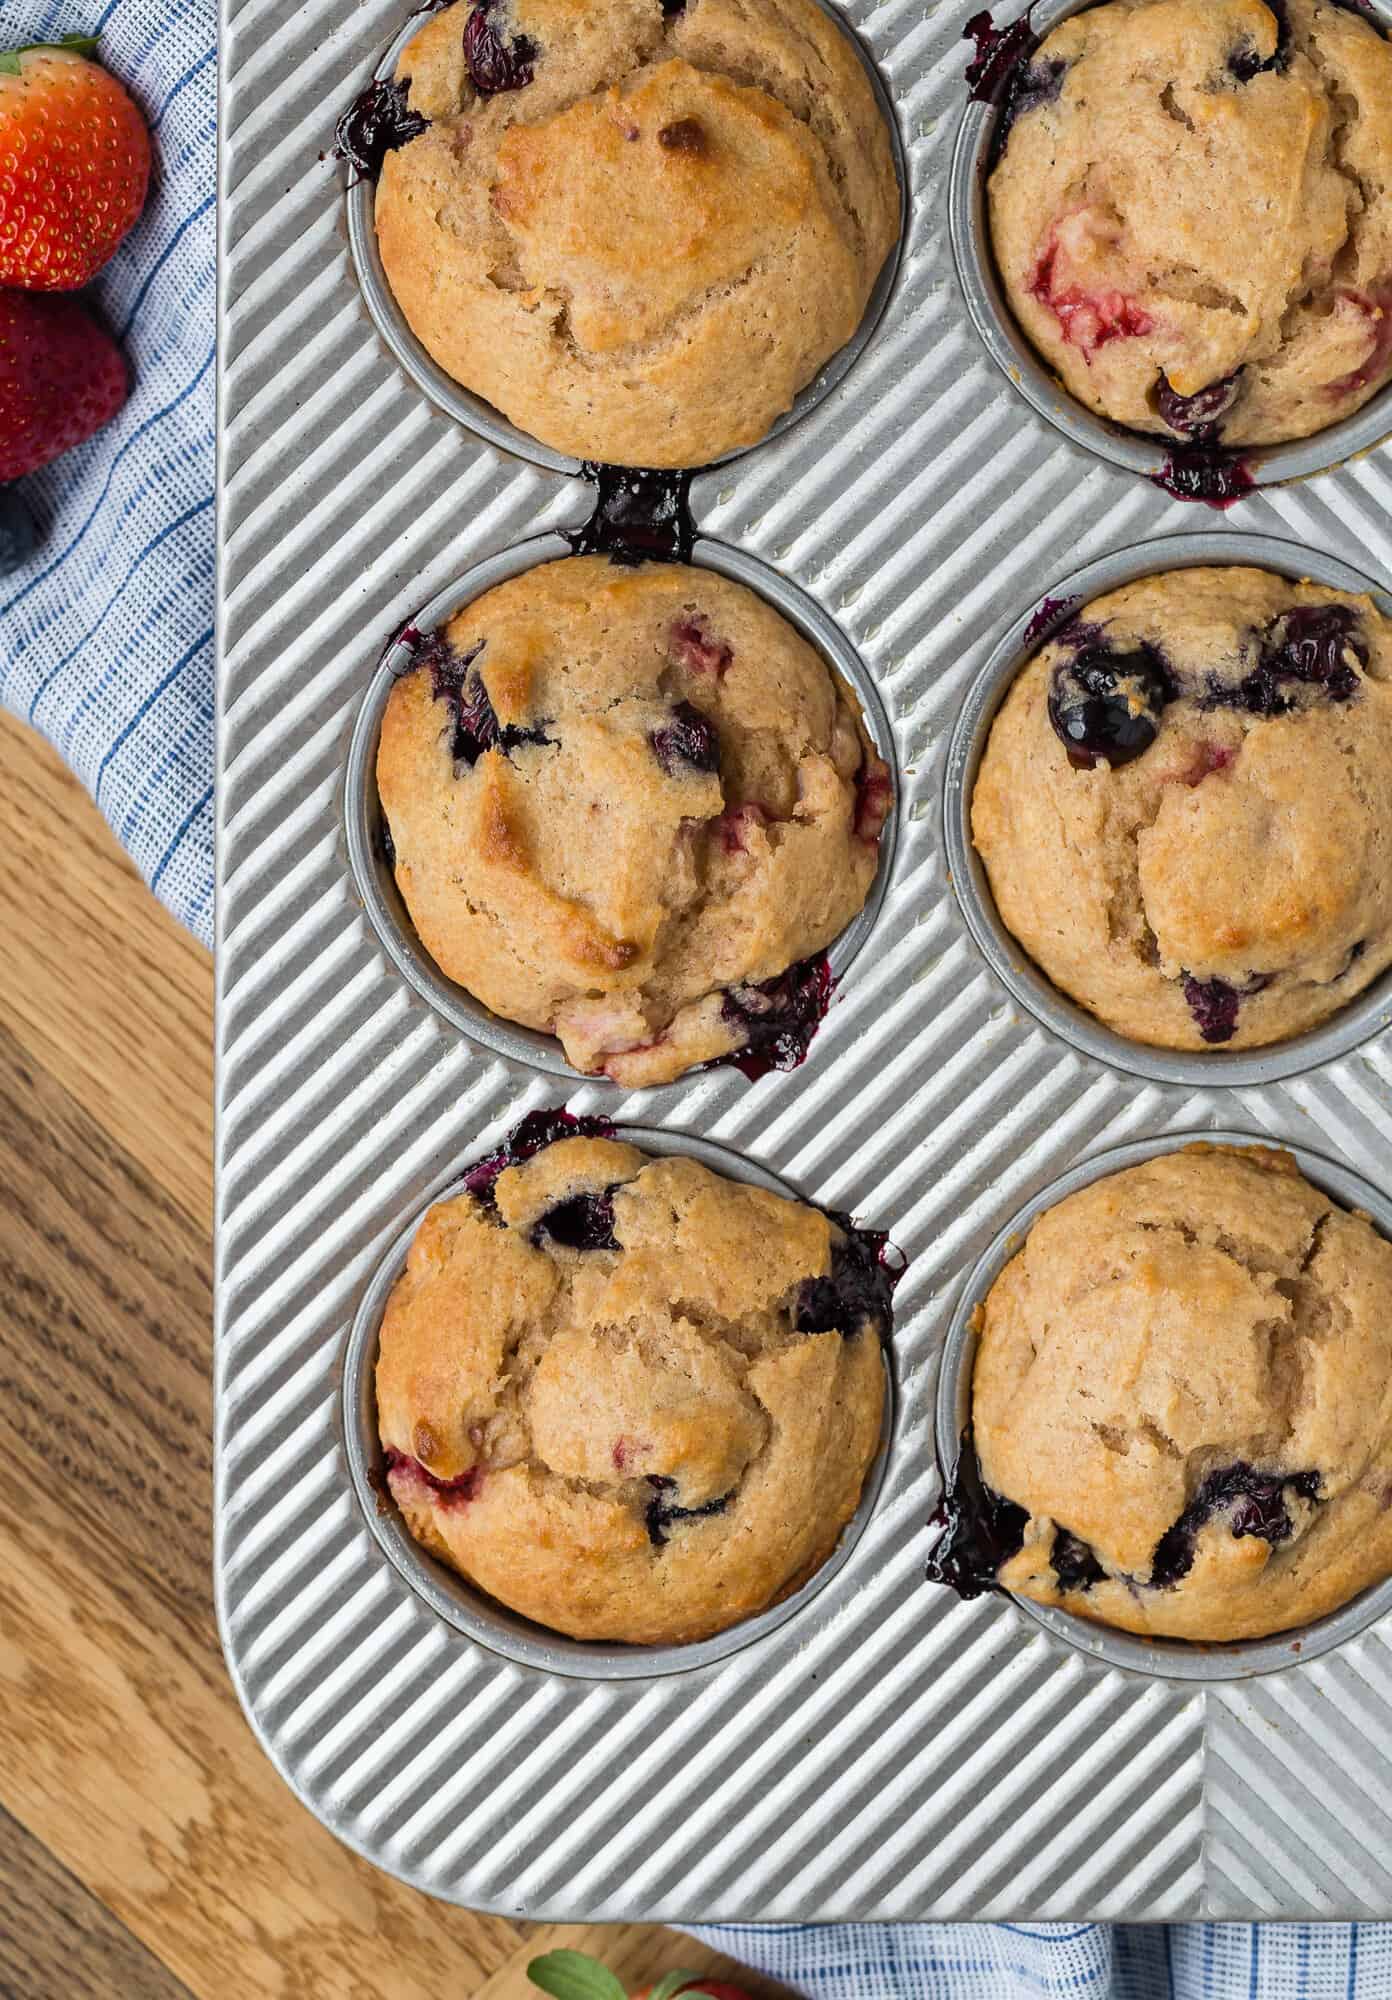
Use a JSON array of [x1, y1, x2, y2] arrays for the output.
[[0, 290, 128, 479], [0, 37, 151, 290]]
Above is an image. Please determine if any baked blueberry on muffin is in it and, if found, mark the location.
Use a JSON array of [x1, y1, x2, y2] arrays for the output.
[[370, 0, 900, 466], [375, 1116, 895, 1643], [376, 555, 891, 1085], [989, 0, 1392, 449], [971, 566, 1392, 1050], [930, 1144, 1392, 1643]]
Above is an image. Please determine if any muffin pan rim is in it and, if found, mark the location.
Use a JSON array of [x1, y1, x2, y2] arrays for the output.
[[342, 0, 912, 478], [947, 0, 1392, 491], [339, 1121, 898, 1681], [943, 527, 1392, 1087], [932, 1126, 1392, 1682], [343, 527, 902, 1086]]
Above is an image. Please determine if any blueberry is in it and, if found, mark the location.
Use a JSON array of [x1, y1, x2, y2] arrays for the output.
[[334, 77, 428, 181], [410, 631, 551, 763], [1181, 971, 1269, 1045], [377, 816, 397, 869], [1151, 1461, 1319, 1588], [795, 1214, 902, 1342], [464, 0, 537, 94], [924, 1423, 1028, 1599], [644, 1475, 732, 1548], [1154, 369, 1244, 442], [1265, 605, 1365, 701], [1052, 1527, 1106, 1593], [1227, 0, 1289, 78], [995, 55, 1067, 156], [719, 954, 834, 1080], [650, 701, 719, 775], [0, 489, 35, 574], [462, 1109, 616, 1214], [661, 0, 687, 13], [1203, 604, 1367, 717], [531, 1189, 619, 1252], [1047, 637, 1174, 770]]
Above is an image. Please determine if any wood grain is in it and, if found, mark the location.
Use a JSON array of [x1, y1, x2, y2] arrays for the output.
[[0, 713, 776, 1997]]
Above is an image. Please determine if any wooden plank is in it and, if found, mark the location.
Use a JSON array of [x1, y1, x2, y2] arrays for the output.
[[0, 1016, 524, 1995], [0, 713, 212, 1232], [0, 1802, 197, 2000], [482, 1924, 794, 2000]]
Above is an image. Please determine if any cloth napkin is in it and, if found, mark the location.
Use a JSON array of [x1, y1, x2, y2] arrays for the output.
[[3, 0, 1388, 1990], [2, 0, 216, 946]]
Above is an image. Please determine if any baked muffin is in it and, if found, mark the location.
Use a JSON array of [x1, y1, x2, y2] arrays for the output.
[[971, 566, 1392, 1050], [377, 555, 891, 1085], [930, 1144, 1392, 1643], [989, 0, 1392, 449], [372, 0, 900, 466], [375, 1114, 894, 1644]]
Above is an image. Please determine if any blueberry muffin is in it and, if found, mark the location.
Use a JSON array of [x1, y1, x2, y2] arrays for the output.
[[971, 566, 1392, 1050], [375, 1114, 894, 1643], [370, 0, 900, 467], [376, 555, 891, 1085], [930, 1144, 1392, 1643], [989, 0, 1392, 449]]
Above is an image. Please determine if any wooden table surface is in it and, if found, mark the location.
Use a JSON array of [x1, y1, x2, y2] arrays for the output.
[[0, 711, 788, 2000]]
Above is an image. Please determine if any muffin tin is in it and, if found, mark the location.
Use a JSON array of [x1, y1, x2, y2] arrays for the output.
[[217, 0, 1392, 1924]]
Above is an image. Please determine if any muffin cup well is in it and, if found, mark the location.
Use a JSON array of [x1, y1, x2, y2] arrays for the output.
[[948, 0, 1392, 493], [943, 529, 1392, 1086], [933, 1129, 1392, 1681], [341, 1125, 896, 1680], [343, 0, 909, 476], [344, 530, 900, 1083]]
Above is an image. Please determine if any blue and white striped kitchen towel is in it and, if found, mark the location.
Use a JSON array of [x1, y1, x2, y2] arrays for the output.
[[1, 0, 215, 945], [2, 0, 1390, 1989]]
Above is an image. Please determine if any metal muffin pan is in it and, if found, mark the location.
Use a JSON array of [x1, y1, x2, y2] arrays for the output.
[[219, 0, 1392, 1921], [934, 1129, 1392, 1682], [343, 531, 900, 1081], [344, 0, 910, 476], [948, 0, 1392, 490], [944, 528, 1392, 1087], [342, 1125, 896, 1681]]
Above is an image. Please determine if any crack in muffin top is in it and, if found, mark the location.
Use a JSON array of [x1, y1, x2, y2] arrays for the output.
[[375, 1131, 891, 1643], [971, 565, 1392, 1052], [989, 0, 1392, 449], [376, 555, 890, 1086], [373, 0, 900, 465]]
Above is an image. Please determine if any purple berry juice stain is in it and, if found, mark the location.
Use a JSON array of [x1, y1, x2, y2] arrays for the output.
[[719, 954, 835, 1080], [335, 78, 428, 181], [567, 464, 698, 566]]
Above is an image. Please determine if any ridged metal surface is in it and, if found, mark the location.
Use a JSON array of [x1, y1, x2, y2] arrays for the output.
[[216, 0, 1392, 1919]]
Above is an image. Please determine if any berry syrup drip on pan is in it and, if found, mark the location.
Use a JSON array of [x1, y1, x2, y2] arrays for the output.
[[566, 463, 698, 566], [718, 955, 837, 1080], [335, 77, 428, 181]]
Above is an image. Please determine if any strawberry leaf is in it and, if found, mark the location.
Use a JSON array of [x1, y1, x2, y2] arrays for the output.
[[0, 34, 100, 74], [527, 1951, 630, 2000]]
